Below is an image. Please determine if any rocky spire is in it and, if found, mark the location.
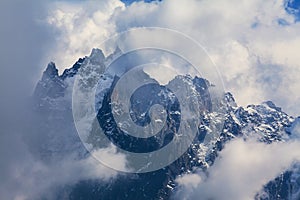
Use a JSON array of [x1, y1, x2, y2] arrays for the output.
[[42, 62, 58, 81]]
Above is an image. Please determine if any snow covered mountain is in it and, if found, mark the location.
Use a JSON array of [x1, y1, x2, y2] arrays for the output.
[[32, 48, 300, 200]]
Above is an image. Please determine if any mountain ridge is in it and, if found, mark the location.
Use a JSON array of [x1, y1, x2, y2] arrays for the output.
[[32, 48, 300, 200]]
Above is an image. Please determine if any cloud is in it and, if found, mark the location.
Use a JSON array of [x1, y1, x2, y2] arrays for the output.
[[174, 138, 300, 200], [46, 0, 300, 116], [176, 174, 202, 189], [46, 0, 125, 72], [115, 0, 300, 116], [0, 0, 53, 102], [0, 142, 127, 200], [2, 0, 300, 199], [0, 1, 128, 199]]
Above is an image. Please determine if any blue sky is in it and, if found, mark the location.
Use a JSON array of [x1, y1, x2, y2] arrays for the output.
[[121, 0, 300, 12], [287, 0, 300, 10], [286, 0, 300, 20], [121, 0, 161, 5], [121, 0, 300, 21]]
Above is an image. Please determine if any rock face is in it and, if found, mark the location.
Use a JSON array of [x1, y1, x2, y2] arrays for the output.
[[32, 48, 300, 200]]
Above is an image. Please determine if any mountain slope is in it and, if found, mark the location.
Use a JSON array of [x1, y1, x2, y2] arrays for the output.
[[32, 48, 300, 200]]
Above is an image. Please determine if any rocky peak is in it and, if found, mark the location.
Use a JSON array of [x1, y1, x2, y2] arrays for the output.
[[34, 62, 65, 100], [42, 62, 58, 81], [263, 100, 282, 112], [32, 48, 300, 199], [61, 58, 85, 80], [89, 48, 105, 65]]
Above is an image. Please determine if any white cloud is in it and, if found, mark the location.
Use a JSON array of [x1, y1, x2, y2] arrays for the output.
[[46, 0, 125, 71], [0, 141, 128, 200], [176, 173, 202, 189], [174, 138, 300, 200], [46, 0, 300, 116], [0, 0, 299, 199], [41, 1, 300, 198]]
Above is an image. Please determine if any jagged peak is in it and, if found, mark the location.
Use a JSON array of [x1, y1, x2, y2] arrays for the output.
[[90, 48, 105, 61], [224, 92, 235, 101], [61, 57, 85, 80], [42, 62, 58, 80], [262, 100, 282, 112], [106, 46, 123, 63], [224, 92, 237, 107]]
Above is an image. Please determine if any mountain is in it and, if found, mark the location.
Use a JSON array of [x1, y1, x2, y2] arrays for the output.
[[32, 48, 300, 200]]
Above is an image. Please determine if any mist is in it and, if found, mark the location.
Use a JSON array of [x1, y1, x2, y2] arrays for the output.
[[1, 0, 300, 199], [0, 1, 126, 199]]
